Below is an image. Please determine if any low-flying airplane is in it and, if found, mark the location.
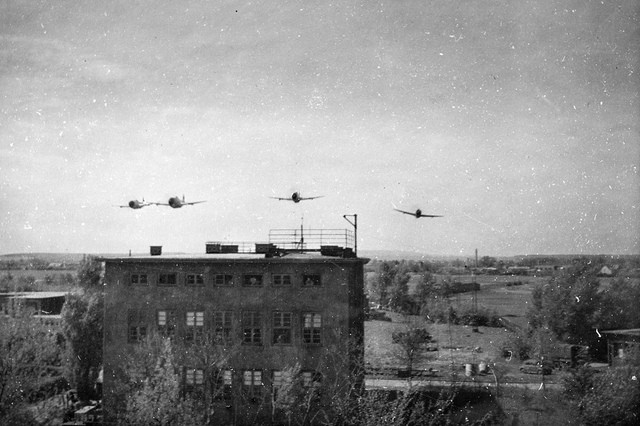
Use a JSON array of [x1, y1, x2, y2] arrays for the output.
[[118, 199, 154, 209], [157, 195, 207, 208], [393, 206, 443, 218], [270, 192, 324, 203]]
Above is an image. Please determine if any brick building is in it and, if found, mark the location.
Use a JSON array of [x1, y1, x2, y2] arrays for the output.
[[102, 232, 367, 424]]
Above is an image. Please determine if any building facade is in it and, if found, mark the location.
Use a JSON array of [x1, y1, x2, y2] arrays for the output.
[[102, 244, 367, 424]]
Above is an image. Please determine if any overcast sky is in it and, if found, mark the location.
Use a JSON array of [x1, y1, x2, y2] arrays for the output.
[[1, 0, 638, 257]]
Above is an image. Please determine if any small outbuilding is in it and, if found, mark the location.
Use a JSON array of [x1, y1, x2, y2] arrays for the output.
[[600, 328, 640, 366]]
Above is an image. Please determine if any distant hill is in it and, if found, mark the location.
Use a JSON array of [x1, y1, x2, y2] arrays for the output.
[[0, 253, 88, 264], [359, 250, 464, 262]]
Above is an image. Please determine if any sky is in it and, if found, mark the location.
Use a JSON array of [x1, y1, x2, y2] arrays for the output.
[[1, 0, 639, 257]]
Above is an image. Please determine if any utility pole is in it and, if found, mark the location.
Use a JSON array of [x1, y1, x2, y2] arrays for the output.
[[342, 214, 357, 256]]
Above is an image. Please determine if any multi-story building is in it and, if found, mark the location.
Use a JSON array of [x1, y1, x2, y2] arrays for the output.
[[102, 230, 367, 425]]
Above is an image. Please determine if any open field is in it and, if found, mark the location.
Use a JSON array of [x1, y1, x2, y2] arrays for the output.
[[435, 274, 548, 330]]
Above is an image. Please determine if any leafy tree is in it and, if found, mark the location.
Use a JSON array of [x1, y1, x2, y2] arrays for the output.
[[579, 363, 640, 425], [76, 255, 102, 289], [374, 261, 397, 307], [0, 303, 61, 422], [388, 272, 412, 313], [393, 323, 435, 387], [121, 339, 200, 426], [61, 291, 103, 400]]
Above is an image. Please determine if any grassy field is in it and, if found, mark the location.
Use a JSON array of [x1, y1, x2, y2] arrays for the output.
[[438, 274, 548, 330], [365, 314, 511, 370]]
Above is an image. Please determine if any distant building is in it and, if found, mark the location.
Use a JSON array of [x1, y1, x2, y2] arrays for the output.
[[598, 266, 614, 277], [0, 291, 68, 323], [600, 328, 640, 366], [101, 229, 368, 425]]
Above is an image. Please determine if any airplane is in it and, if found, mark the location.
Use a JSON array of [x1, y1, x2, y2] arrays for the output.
[[393, 206, 443, 218], [118, 199, 154, 209], [270, 191, 324, 203], [156, 195, 207, 208]]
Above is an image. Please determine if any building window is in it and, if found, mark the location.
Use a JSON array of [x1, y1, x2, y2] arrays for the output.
[[272, 312, 292, 345], [186, 311, 205, 343], [214, 274, 234, 286], [242, 311, 262, 345], [302, 313, 322, 345], [302, 371, 323, 388], [130, 273, 148, 285], [127, 310, 146, 343], [272, 370, 293, 402], [214, 369, 233, 400], [185, 368, 204, 393], [186, 274, 204, 287], [272, 274, 292, 287], [157, 310, 177, 338], [243, 370, 262, 402], [243, 274, 263, 287], [214, 311, 233, 345], [158, 273, 177, 286], [302, 274, 321, 287], [128, 325, 147, 343]]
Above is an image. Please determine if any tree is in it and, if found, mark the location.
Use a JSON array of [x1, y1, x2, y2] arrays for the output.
[[61, 291, 103, 400], [0, 303, 61, 422], [374, 261, 397, 307], [479, 256, 497, 268], [76, 255, 102, 289], [392, 323, 435, 388], [121, 339, 200, 426], [388, 272, 412, 313]]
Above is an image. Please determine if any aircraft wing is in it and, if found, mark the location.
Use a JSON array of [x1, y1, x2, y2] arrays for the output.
[[300, 195, 325, 201], [269, 196, 290, 201], [184, 200, 206, 205], [419, 213, 443, 218], [393, 208, 416, 216]]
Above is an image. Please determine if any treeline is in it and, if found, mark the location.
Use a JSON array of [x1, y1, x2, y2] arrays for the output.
[[366, 260, 499, 327], [0, 272, 76, 292], [366, 254, 640, 277], [524, 259, 640, 360]]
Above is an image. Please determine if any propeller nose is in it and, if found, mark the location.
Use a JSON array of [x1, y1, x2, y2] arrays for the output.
[[129, 201, 136, 208], [169, 197, 177, 207]]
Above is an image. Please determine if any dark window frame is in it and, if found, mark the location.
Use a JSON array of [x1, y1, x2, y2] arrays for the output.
[[242, 311, 262, 345], [130, 273, 148, 286], [272, 311, 292, 345], [186, 273, 204, 287], [302, 274, 322, 287], [128, 325, 147, 343], [158, 272, 178, 286], [213, 311, 234, 345], [243, 274, 263, 287], [213, 274, 234, 286], [272, 273, 292, 287]]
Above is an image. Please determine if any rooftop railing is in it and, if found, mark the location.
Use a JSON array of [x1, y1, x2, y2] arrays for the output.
[[205, 228, 355, 255]]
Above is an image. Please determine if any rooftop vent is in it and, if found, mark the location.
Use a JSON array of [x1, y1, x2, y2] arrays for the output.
[[150, 246, 162, 256]]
